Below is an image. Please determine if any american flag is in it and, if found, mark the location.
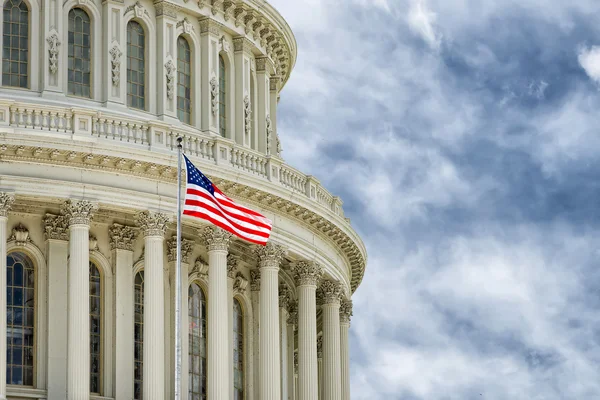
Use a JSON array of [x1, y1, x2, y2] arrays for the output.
[[182, 155, 272, 245]]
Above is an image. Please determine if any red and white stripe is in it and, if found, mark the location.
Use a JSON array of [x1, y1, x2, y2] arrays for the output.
[[183, 182, 272, 245]]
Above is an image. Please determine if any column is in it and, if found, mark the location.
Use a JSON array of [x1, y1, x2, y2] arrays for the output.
[[227, 255, 238, 400], [44, 214, 69, 399], [256, 57, 273, 154], [102, 0, 125, 105], [136, 211, 169, 400], [269, 76, 281, 157], [294, 354, 299, 400], [250, 269, 261, 399], [316, 337, 323, 400], [233, 37, 254, 146], [279, 285, 291, 400], [0, 194, 13, 400], [110, 224, 138, 400], [154, 1, 179, 121], [199, 18, 224, 136], [256, 243, 285, 400], [293, 262, 323, 400], [339, 300, 353, 400], [202, 226, 231, 400], [318, 280, 343, 400], [286, 302, 297, 400], [62, 200, 97, 399]]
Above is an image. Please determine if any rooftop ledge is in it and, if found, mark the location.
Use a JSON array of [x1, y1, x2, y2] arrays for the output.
[[0, 99, 367, 292]]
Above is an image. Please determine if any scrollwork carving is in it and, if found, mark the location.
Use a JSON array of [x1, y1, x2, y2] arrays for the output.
[[191, 256, 209, 277], [109, 223, 138, 251], [0, 192, 14, 217], [61, 199, 98, 226], [110, 44, 122, 87], [135, 211, 169, 237], [226, 254, 238, 278], [43, 214, 69, 241], [255, 242, 285, 269], [293, 261, 323, 287], [164, 59, 176, 100], [340, 299, 353, 324], [250, 269, 260, 291], [8, 223, 30, 246], [46, 32, 61, 74], [317, 279, 343, 305], [243, 95, 252, 138], [233, 273, 248, 294], [201, 226, 231, 252], [212, 0, 223, 15], [210, 77, 219, 116], [167, 236, 195, 263]]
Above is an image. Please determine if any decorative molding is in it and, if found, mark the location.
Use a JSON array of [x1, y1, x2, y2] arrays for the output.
[[167, 236, 195, 263], [243, 95, 252, 138], [339, 299, 353, 324], [234, 7, 247, 28], [190, 256, 208, 277], [8, 223, 30, 246], [198, 18, 222, 36], [125, 1, 149, 17], [293, 261, 323, 287], [61, 199, 98, 226], [227, 254, 238, 278], [0, 192, 14, 217], [250, 269, 260, 291], [164, 59, 176, 100], [109, 223, 138, 251], [46, 32, 61, 74], [255, 242, 285, 269], [201, 226, 231, 252], [210, 77, 219, 116], [233, 37, 253, 53], [265, 114, 273, 156], [211, 0, 223, 15], [154, 1, 178, 18], [43, 214, 69, 241], [223, 1, 235, 21], [109, 45, 122, 86], [135, 211, 169, 237], [317, 279, 343, 305], [177, 17, 194, 34]]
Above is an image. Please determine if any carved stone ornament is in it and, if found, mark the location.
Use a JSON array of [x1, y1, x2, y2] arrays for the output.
[[276, 134, 282, 156], [109, 223, 138, 251], [233, 273, 248, 294], [167, 236, 195, 263], [286, 301, 297, 325], [211, 0, 223, 15], [135, 211, 169, 237], [243, 95, 252, 138], [0, 192, 15, 217], [125, 1, 148, 17], [43, 214, 69, 241], [293, 261, 323, 287], [250, 269, 260, 291], [317, 336, 323, 359], [265, 114, 273, 155], [8, 223, 30, 245], [317, 279, 343, 305], [154, 1, 177, 18], [279, 284, 291, 310], [177, 17, 193, 34], [210, 76, 219, 116], [198, 18, 222, 36], [46, 32, 61, 74], [61, 199, 98, 226], [255, 242, 285, 268], [164, 59, 176, 100], [191, 256, 209, 277], [220, 35, 230, 53], [234, 8, 247, 28], [223, 1, 235, 21], [227, 254, 238, 278], [201, 226, 231, 252], [109, 44, 122, 86], [270, 76, 279, 92], [339, 299, 353, 324], [89, 235, 99, 251]]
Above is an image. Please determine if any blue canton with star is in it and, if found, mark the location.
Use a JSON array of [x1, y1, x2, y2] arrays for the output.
[[184, 155, 215, 195]]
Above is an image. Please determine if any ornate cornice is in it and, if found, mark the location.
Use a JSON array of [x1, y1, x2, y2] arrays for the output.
[[317, 279, 343, 306], [8, 223, 31, 246], [226, 253, 238, 278], [339, 299, 353, 325], [255, 242, 285, 269], [167, 236, 195, 263], [201, 226, 231, 252], [250, 269, 260, 291], [0, 192, 14, 217], [61, 199, 97, 226], [136, 211, 169, 238], [109, 223, 138, 251], [293, 261, 323, 287], [43, 213, 69, 241]]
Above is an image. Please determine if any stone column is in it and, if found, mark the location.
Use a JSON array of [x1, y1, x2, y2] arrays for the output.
[[227, 254, 238, 400], [110, 224, 138, 400], [136, 211, 169, 400], [339, 300, 353, 400], [0, 193, 14, 400], [233, 37, 254, 146], [250, 269, 261, 399], [279, 285, 291, 400], [202, 226, 231, 400], [286, 302, 297, 400], [256, 243, 285, 400], [318, 280, 343, 400], [62, 200, 97, 400], [316, 337, 323, 400], [255, 57, 273, 154], [293, 262, 323, 400]]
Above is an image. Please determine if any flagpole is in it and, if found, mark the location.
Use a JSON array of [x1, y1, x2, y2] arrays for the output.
[[175, 136, 183, 400]]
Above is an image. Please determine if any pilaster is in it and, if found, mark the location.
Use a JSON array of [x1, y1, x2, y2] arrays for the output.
[[0, 193, 14, 400], [256, 57, 274, 154], [234, 37, 254, 146], [102, 0, 126, 106], [155, 1, 179, 121], [269, 76, 281, 157], [339, 300, 353, 400], [199, 18, 224, 136], [41, 0, 63, 94]]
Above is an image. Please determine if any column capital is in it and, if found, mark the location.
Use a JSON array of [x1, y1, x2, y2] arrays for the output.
[[167, 236, 195, 263], [201, 226, 232, 252], [250, 269, 260, 291], [339, 299, 353, 325], [279, 284, 291, 310], [293, 261, 323, 287], [286, 301, 297, 326], [255, 242, 286, 269], [270, 76, 281, 92], [316, 336, 323, 359], [154, 0, 179, 18], [199, 17, 224, 36], [109, 223, 139, 251], [0, 192, 15, 217], [317, 280, 343, 306], [61, 199, 98, 226], [136, 211, 169, 238], [43, 213, 70, 241], [226, 254, 238, 278], [233, 36, 254, 53]]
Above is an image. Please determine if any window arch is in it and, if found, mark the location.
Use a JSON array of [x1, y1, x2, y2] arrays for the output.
[[134, 270, 144, 400], [127, 20, 145, 110], [67, 8, 91, 98], [233, 298, 244, 399], [89, 262, 101, 393], [219, 55, 226, 137], [188, 282, 207, 400], [6, 251, 34, 386], [2, 0, 29, 88], [177, 36, 191, 124]]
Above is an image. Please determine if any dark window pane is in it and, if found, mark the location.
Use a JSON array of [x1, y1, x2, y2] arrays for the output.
[[67, 8, 91, 98], [127, 21, 145, 110]]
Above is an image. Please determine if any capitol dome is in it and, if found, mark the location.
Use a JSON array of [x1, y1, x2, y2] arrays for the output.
[[0, 0, 367, 399]]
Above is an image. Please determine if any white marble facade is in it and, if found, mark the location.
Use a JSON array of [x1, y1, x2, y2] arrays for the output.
[[0, 0, 366, 399]]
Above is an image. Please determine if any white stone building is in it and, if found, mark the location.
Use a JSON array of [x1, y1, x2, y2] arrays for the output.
[[0, 0, 367, 399]]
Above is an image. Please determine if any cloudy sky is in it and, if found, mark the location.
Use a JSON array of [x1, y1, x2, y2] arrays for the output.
[[268, 0, 600, 398]]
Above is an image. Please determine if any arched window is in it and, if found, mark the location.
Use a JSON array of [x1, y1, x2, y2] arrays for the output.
[[177, 36, 191, 124], [219, 55, 226, 137], [6, 251, 34, 386], [134, 271, 144, 400], [89, 262, 101, 393], [67, 8, 91, 98], [233, 299, 244, 399], [188, 282, 206, 400], [127, 21, 145, 110], [2, 0, 29, 88]]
